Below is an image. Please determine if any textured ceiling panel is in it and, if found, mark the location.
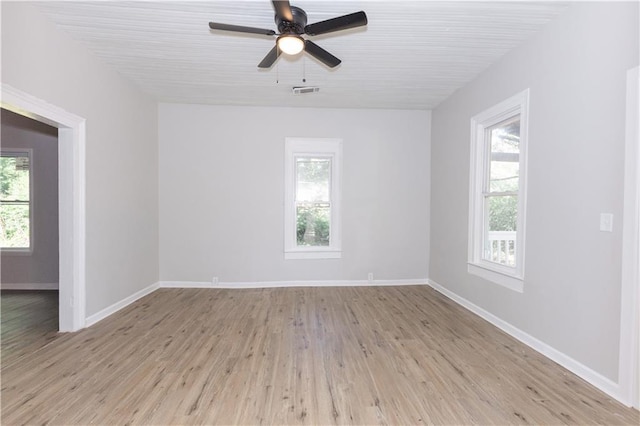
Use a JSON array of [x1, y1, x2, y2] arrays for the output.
[[34, 1, 569, 109]]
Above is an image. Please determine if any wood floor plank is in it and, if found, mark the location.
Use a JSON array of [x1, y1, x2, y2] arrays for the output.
[[1, 286, 638, 425]]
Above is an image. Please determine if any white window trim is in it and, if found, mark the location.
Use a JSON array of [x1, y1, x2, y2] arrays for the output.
[[1, 148, 34, 255], [468, 89, 529, 292], [284, 137, 342, 260]]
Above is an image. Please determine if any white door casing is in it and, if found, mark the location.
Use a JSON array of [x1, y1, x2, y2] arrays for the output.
[[620, 66, 639, 408]]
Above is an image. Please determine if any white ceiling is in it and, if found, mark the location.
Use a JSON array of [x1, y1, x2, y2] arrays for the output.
[[34, 1, 569, 110]]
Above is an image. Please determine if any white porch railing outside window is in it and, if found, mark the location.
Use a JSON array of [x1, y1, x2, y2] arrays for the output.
[[486, 231, 516, 266]]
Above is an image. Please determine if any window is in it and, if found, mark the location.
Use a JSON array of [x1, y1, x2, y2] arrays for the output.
[[468, 90, 529, 291], [1, 149, 32, 251], [284, 138, 342, 259]]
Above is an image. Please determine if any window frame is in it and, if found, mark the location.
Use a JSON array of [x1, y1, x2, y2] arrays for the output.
[[468, 89, 529, 292], [1, 148, 34, 254], [284, 137, 342, 260]]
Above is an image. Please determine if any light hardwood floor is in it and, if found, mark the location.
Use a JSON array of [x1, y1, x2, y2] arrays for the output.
[[1, 286, 638, 425]]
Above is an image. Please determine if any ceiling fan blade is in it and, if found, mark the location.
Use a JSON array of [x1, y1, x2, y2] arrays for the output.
[[272, 0, 293, 22], [209, 22, 276, 36], [304, 40, 341, 68], [304, 11, 367, 36], [258, 45, 282, 68]]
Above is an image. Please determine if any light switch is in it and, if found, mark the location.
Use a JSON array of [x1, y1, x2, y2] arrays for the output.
[[600, 213, 613, 232]]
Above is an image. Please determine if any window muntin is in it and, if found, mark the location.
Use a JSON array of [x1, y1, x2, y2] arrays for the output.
[[285, 138, 342, 259], [468, 89, 529, 291], [1, 150, 32, 251]]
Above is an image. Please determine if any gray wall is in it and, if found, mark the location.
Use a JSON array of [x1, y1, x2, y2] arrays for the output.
[[159, 104, 430, 283], [1, 109, 59, 288], [430, 2, 639, 381], [1, 3, 159, 316]]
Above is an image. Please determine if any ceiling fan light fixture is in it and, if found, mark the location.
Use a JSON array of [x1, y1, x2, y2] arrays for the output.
[[277, 35, 304, 55]]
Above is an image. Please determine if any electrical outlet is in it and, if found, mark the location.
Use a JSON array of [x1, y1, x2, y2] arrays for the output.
[[367, 272, 373, 282], [212, 277, 219, 286], [600, 213, 613, 232]]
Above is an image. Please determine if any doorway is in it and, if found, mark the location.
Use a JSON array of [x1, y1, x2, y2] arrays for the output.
[[1, 109, 60, 362], [1, 83, 86, 332]]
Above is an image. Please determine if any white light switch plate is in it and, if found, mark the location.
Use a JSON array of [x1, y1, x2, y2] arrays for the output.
[[600, 213, 613, 232]]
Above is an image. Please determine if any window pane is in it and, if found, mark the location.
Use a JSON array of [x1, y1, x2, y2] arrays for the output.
[[296, 158, 330, 202], [1, 154, 30, 249], [483, 194, 517, 266], [488, 195, 518, 232], [296, 203, 330, 246], [0, 204, 30, 248], [0, 156, 30, 202], [489, 117, 520, 193]]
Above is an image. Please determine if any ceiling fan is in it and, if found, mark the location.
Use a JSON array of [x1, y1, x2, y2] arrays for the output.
[[208, 0, 368, 69]]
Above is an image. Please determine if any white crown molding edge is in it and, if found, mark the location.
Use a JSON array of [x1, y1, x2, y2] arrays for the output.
[[160, 278, 429, 289], [1, 282, 59, 290], [85, 282, 160, 328], [428, 279, 625, 406]]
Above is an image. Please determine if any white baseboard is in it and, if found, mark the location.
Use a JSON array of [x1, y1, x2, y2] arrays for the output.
[[428, 279, 626, 406], [85, 281, 160, 327], [1, 282, 58, 290], [159, 278, 428, 289], [160, 281, 215, 288]]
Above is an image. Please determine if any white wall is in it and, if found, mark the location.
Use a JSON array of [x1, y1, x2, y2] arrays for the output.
[[1, 109, 59, 288], [1, 3, 159, 316], [159, 104, 430, 284], [430, 2, 639, 382]]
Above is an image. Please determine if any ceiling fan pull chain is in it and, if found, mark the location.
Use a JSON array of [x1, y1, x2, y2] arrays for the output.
[[302, 56, 306, 83]]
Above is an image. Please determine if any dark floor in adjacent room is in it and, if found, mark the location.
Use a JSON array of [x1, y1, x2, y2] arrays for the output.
[[1, 290, 58, 368]]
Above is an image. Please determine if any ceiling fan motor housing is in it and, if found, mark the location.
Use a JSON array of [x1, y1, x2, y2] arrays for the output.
[[276, 6, 307, 34]]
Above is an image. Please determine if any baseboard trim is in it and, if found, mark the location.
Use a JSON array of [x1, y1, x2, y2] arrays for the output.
[[85, 281, 160, 327], [428, 279, 626, 405], [160, 281, 214, 288], [1, 282, 58, 290], [160, 278, 429, 289]]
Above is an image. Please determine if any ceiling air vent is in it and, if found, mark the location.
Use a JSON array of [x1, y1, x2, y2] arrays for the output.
[[292, 86, 320, 95]]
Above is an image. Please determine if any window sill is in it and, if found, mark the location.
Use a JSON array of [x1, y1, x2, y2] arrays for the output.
[[1, 250, 32, 256], [285, 250, 342, 260], [467, 262, 523, 293]]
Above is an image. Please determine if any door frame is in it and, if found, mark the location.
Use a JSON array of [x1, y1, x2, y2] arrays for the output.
[[620, 66, 639, 408], [1, 83, 86, 332]]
